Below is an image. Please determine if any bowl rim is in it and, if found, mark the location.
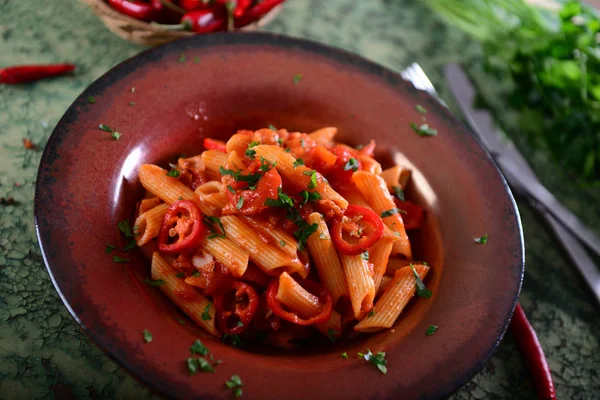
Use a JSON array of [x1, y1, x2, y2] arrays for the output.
[[35, 31, 524, 400]]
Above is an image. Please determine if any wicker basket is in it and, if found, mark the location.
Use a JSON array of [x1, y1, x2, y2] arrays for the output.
[[81, 0, 283, 46]]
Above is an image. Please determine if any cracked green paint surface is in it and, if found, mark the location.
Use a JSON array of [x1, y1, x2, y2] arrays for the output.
[[1, 0, 598, 398]]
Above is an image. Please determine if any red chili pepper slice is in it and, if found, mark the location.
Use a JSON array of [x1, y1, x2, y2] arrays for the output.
[[331, 205, 384, 255], [0, 64, 76, 84], [225, 168, 282, 215], [394, 200, 425, 230], [266, 279, 332, 326], [107, 0, 157, 21], [214, 281, 259, 334], [157, 200, 205, 254], [203, 137, 227, 152]]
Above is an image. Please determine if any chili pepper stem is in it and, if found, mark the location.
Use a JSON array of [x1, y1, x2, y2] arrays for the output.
[[150, 21, 189, 31]]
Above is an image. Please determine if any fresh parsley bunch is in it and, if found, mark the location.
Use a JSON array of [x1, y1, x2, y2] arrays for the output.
[[425, 0, 600, 182]]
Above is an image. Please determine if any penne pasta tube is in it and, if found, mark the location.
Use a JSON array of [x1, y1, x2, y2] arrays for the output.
[[151, 252, 218, 337], [253, 145, 348, 209], [385, 257, 413, 276], [306, 212, 348, 304], [376, 275, 393, 297], [380, 165, 402, 190], [354, 264, 429, 332], [340, 253, 375, 319], [276, 272, 321, 319], [199, 236, 250, 278], [139, 197, 161, 214], [134, 203, 169, 246], [201, 150, 228, 176], [369, 231, 396, 292], [195, 181, 228, 216], [352, 171, 412, 258], [314, 309, 343, 338], [139, 164, 196, 205], [220, 215, 304, 275], [238, 216, 299, 259], [308, 127, 337, 147]]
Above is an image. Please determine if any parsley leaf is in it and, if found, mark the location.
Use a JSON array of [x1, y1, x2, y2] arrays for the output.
[[293, 73, 303, 84], [175, 272, 185, 278], [392, 186, 405, 202], [361, 251, 369, 261], [264, 188, 294, 208], [112, 256, 130, 263], [143, 329, 153, 343], [344, 158, 359, 172], [222, 333, 243, 348], [293, 158, 305, 168], [179, 52, 187, 63], [474, 234, 488, 244], [203, 215, 226, 239], [236, 196, 245, 210], [268, 124, 277, 131], [319, 232, 327, 240], [187, 357, 199, 374], [416, 104, 427, 114], [410, 263, 432, 298], [245, 141, 259, 158], [111, 131, 121, 140], [219, 166, 262, 189], [380, 208, 406, 218], [410, 122, 438, 137], [327, 328, 339, 343], [279, 240, 285, 246], [359, 349, 387, 374], [88, 96, 96, 104], [104, 244, 116, 254], [368, 310, 375, 317], [225, 375, 243, 398], [341, 352, 348, 359], [299, 190, 321, 205], [144, 278, 165, 286], [190, 339, 209, 356], [302, 170, 317, 189], [201, 303, 212, 321], [197, 358, 215, 373], [98, 124, 113, 132], [123, 240, 137, 251], [118, 220, 138, 238], [426, 325, 438, 336], [227, 185, 236, 194], [166, 169, 180, 178], [128, 101, 136, 106]]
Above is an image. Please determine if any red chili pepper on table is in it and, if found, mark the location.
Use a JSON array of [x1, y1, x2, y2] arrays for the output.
[[107, 0, 157, 21], [157, 200, 206, 254], [150, 0, 185, 23], [234, 0, 285, 28], [510, 303, 556, 400], [214, 281, 259, 334], [179, 0, 212, 12], [331, 205, 384, 255], [0, 64, 76, 84], [181, 9, 227, 33], [266, 279, 333, 326]]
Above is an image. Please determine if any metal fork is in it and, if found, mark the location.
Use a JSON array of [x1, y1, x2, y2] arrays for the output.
[[401, 63, 600, 305]]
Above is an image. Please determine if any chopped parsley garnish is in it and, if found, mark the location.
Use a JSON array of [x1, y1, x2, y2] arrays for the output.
[[341, 352, 348, 359], [187, 357, 215, 374], [264, 188, 294, 208], [203, 215, 226, 239], [177, 318, 186, 325], [166, 169, 180, 178], [175, 272, 185, 278], [118, 220, 138, 238], [219, 166, 262, 190], [344, 158, 359, 172], [426, 325, 438, 336], [410, 263, 432, 298], [225, 375, 243, 398], [327, 328, 339, 343], [88, 96, 96, 104], [144, 278, 165, 286], [361, 251, 369, 261], [201, 303, 212, 321], [111, 131, 121, 140], [143, 329, 153, 343], [222, 333, 243, 348], [279, 240, 286, 246], [104, 244, 115, 254], [123, 240, 137, 251], [410, 122, 438, 137], [268, 124, 277, 131], [245, 141, 259, 158], [474, 234, 488, 244], [302, 170, 317, 189], [294, 221, 318, 251], [179, 52, 187, 63], [368, 310, 375, 317], [319, 232, 327, 240], [416, 104, 427, 114], [285, 148, 291, 153], [178, 196, 183, 200], [235, 320, 244, 327], [236, 196, 245, 210], [300, 138, 305, 148], [190, 339, 209, 356], [293, 73, 303, 84], [128, 101, 136, 106], [112, 256, 129, 263], [192, 271, 200, 277], [194, 56, 200, 64], [299, 190, 321, 205], [380, 208, 406, 218], [187, 357, 199, 374], [392, 186, 405, 202], [259, 156, 277, 171], [293, 158, 305, 168], [357, 349, 387, 374], [227, 185, 236, 194], [98, 124, 113, 132]]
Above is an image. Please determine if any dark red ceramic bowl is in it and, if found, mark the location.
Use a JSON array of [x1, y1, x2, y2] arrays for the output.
[[35, 32, 523, 400]]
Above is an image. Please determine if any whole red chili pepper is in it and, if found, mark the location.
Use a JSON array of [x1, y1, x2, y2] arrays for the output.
[[234, 0, 285, 28], [510, 303, 556, 400], [215, 0, 252, 18], [181, 9, 226, 33], [107, 0, 157, 21], [179, 0, 212, 12], [0, 64, 76, 84], [150, 0, 185, 23]]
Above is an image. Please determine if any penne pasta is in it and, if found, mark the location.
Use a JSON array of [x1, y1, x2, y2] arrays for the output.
[[199, 236, 249, 278], [369, 230, 397, 292], [340, 253, 375, 319], [377, 275, 393, 297], [238, 216, 299, 259], [220, 215, 304, 275], [134, 203, 169, 246], [252, 145, 349, 209], [151, 252, 218, 337], [195, 181, 228, 216], [352, 171, 412, 258], [354, 264, 429, 332], [276, 272, 322, 319], [381, 165, 412, 190], [139, 164, 196, 205], [308, 127, 337, 147], [139, 196, 162, 214], [201, 150, 228, 176], [306, 212, 348, 304]]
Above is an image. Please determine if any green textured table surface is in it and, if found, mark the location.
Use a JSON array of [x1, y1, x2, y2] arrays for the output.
[[1, 0, 599, 399]]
